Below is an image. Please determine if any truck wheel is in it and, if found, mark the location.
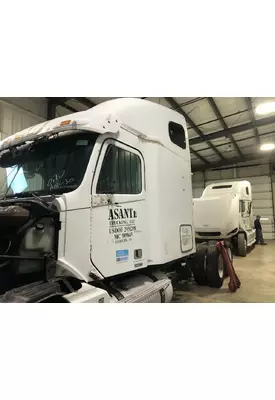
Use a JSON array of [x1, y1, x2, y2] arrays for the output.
[[192, 244, 208, 285], [206, 245, 224, 288], [237, 233, 247, 257]]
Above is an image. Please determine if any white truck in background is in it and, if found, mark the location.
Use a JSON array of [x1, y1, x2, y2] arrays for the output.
[[193, 180, 256, 255], [0, 98, 202, 303], [191, 181, 256, 288]]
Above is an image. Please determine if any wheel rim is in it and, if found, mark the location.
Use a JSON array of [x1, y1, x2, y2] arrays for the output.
[[218, 257, 224, 278]]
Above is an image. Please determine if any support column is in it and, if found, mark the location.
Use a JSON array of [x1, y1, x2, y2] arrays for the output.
[[269, 162, 275, 239], [47, 99, 57, 120]]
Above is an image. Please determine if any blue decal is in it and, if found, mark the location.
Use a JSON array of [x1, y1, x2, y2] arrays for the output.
[[116, 249, 129, 262]]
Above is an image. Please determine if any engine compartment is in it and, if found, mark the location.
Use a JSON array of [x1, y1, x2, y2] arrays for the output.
[[0, 199, 60, 295]]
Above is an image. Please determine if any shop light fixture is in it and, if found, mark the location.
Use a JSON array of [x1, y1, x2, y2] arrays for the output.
[[260, 143, 275, 151], [256, 101, 275, 115]]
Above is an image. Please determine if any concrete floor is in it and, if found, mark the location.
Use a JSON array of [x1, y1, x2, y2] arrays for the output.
[[172, 240, 275, 303]]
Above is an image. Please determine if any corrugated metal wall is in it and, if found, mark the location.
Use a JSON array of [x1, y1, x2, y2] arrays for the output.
[[0, 98, 48, 196], [0, 98, 47, 140], [192, 162, 275, 240], [192, 171, 205, 199]]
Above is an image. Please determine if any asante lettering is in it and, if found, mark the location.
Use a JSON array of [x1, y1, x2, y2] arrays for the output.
[[109, 208, 137, 220]]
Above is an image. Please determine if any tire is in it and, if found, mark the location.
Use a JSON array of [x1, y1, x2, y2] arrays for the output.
[[206, 245, 224, 288], [192, 243, 208, 285], [237, 233, 247, 257]]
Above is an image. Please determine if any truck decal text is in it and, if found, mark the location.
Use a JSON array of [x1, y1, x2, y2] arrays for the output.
[[108, 208, 137, 244], [108, 208, 137, 220]]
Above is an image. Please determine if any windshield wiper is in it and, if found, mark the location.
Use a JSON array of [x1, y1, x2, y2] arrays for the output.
[[11, 191, 51, 204]]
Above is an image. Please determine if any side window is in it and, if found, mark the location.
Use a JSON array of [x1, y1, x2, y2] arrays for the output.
[[169, 121, 186, 149], [96, 145, 142, 194], [240, 200, 251, 217], [246, 186, 249, 195], [240, 200, 246, 214]]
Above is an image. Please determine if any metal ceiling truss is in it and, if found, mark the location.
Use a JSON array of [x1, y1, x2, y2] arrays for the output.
[[207, 97, 244, 159], [47, 98, 77, 119], [165, 97, 275, 170], [189, 113, 275, 146], [186, 107, 250, 130], [190, 148, 210, 165], [192, 152, 268, 172], [47, 97, 96, 120], [73, 97, 96, 108], [192, 128, 275, 153], [245, 97, 260, 145], [165, 97, 225, 163], [47, 99, 58, 120]]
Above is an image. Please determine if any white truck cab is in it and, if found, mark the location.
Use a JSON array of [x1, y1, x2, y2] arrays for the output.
[[0, 98, 196, 302], [193, 180, 256, 256]]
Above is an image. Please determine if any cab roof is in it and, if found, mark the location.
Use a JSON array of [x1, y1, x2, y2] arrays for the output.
[[0, 98, 188, 154]]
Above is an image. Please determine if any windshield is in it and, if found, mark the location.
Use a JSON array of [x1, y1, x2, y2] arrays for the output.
[[0, 132, 97, 198]]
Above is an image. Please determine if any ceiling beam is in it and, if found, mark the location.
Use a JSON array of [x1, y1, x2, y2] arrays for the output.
[[207, 97, 227, 130], [190, 148, 210, 165], [207, 97, 244, 159], [73, 97, 96, 108], [47, 98, 78, 119], [186, 107, 251, 131], [188, 128, 275, 154], [58, 103, 78, 113], [189, 113, 275, 145], [165, 97, 204, 139], [47, 97, 71, 103], [165, 97, 226, 161], [47, 99, 57, 120], [192, 152, 268, 172], [245, 97, 260, 145]]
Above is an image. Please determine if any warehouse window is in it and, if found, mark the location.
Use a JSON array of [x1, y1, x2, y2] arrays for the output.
[[168, 122, 186, 149], [97, 145, 142, 194]]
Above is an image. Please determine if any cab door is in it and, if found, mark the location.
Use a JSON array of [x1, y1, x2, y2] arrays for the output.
[[90, 139, 147, 278]]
